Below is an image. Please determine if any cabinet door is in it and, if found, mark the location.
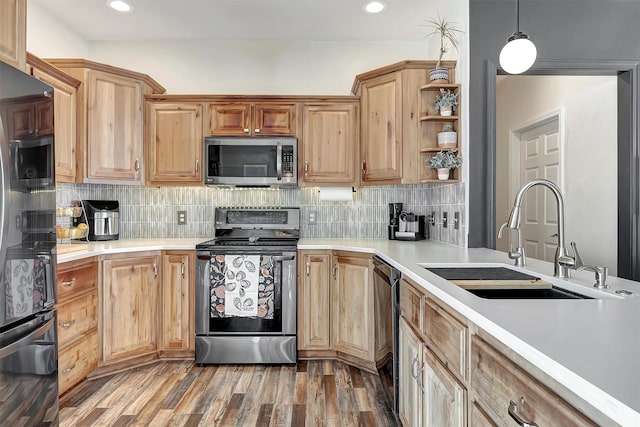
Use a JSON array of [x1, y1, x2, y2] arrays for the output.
[[253, 103, 296, 135], [147, 102, 203, 185], [102, 255, 159, 363], [86, 70, 143, 182], [301, 103, 358, 185], [298, 252, 331, 350], [399, 318, 423, 427], [32, 69, 77, 183], [161, 252, 193, 353], [6, 102, 34, 139], [208, 103, 251, 135], [0, 0, 25, 70], [422, 347, 466, 427], [332, 254, 373, 360], [360, 72, 403, 184]]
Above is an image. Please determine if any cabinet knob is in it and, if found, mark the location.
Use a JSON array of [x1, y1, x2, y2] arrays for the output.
[[361, 161, 367, 176], [195, 159, 200, 174], [153, 264, 158, 279], [62, 363, 76, 374], [181, 262, 185, 278], [61, 278, 76, 287], [60, 319, 76, 329], [304, 161, 309, 176], [135, 158, 140, 173], [305, 262, 310, 276], [508, 400, 539, 427], [332, 263, 338, 280]]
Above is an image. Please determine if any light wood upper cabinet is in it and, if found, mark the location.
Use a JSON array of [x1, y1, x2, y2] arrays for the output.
[[332, 253, 374, 361], [146, 102, 203, 186], [0, 0, 26, 70], [352, 60, 457, 185], [301, 101, 359, 186], [45, 59, 165, 185], [358, 72, 403, 184], [4, 97, 53, 139], [160, 251, 194, 355], [27, 53, 81, 183], [208, 102, 296, 136], [101, 252, 160, 364], [297, 251, 332, 350]]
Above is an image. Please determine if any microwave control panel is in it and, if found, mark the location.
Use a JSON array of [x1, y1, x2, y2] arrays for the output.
[[283, 149, 294, 173]]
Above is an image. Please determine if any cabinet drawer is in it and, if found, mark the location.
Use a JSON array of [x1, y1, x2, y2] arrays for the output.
[[400, 278, 423, 332], [57, 258, 97, 300], [471, 335, 596, 427], [57, 291, 98, 347], [59, 328, 98, 396], [422, 297, 467, 381]]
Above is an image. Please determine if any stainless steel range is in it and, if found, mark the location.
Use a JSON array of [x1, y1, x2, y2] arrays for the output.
[[195, 207, 299, 364]]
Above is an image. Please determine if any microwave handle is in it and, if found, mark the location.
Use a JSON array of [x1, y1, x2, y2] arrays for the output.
[[276, 141, 282, 181]]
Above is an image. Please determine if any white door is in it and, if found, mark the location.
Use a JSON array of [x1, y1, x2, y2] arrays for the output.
[[515, 116, 562, 262]]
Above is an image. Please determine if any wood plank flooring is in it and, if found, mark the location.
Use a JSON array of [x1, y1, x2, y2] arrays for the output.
[[60, 360, 398, 427]]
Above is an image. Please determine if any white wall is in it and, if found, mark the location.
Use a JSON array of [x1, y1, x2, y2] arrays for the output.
[[26, 2, 89, 57], [496, 75, 617, 274]]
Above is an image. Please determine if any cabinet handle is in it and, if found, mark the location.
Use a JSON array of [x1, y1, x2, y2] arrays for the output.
[[305, 262, 310, 276], [508, 400, 539, 427], [304, 161, 309, 176], [255, 128, 261, 133], [61, 278, 76, 287], [410, 354, 419, 379], [181, 262, 185, 278], [361, 161, 367, 176], [135, 158, 140, 173], [195, 159, 199, 174], [416, 363, 425, 392], [60, 320, 76, 329], [243, 128, 249, 133], [332, 263, 338, 280], [62, 363, 76, 374], [153, 264, 158, 279]]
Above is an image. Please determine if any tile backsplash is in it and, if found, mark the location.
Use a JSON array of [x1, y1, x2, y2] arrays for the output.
[[57, 183, 466, 246]]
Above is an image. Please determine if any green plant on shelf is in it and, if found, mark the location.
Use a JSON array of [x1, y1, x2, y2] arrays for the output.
[[426, 149, 462, 169], [434, 88, 458, 113]]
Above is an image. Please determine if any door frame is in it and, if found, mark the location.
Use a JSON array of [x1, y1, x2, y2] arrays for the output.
[[473, 59, 639, 280]]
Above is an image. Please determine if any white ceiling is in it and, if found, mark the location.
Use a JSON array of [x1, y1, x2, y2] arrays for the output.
[[30, 0, 466, 42]]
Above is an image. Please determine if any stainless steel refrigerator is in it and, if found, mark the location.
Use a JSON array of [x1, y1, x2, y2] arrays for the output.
[[0, 60, 59, 425]]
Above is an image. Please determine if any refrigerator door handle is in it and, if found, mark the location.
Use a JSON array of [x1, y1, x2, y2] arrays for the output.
[[0, 316, 53, 359], [0, 116, 10, 265]]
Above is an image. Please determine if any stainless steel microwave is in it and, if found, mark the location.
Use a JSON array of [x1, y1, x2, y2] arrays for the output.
[[204, 136, 297, 187]]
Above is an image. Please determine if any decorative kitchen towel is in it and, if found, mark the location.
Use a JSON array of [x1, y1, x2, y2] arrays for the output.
[[4, 258, 46, 320], [210, 255, 275, 319]]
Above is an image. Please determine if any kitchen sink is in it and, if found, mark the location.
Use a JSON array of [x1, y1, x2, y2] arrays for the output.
[[420, 264, 620, 300]]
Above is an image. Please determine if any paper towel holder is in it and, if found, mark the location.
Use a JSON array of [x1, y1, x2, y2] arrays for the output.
[[318, 187, 357, 201]]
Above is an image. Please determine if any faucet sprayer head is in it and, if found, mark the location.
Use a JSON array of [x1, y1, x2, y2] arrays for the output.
[[507, 206, 522, 229]]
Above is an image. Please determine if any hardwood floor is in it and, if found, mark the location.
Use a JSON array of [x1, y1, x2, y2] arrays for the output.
[[60, 360, 398, 426]]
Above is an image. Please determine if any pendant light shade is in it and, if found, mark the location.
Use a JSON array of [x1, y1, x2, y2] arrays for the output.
[[499, 0, 536, 74]]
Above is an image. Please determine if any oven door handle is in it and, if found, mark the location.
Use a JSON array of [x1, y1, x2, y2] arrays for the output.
[[271, 255, 295, 261]]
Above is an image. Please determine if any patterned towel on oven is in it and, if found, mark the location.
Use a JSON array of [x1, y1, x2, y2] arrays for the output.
[[210, 255, 275, 319], [4, 258, 46, 320]]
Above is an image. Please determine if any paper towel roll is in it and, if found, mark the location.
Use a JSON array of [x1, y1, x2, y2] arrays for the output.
[[319, 187, 354, 201]]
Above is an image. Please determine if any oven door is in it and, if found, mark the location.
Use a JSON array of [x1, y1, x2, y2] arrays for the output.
[[196, 248, 296, 336]]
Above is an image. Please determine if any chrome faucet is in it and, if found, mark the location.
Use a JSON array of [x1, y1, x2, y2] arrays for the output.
[[505, 179, 575, 279]]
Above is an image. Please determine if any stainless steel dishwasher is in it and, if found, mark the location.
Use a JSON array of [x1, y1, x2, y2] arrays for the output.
[[372, 256, 401, 415]]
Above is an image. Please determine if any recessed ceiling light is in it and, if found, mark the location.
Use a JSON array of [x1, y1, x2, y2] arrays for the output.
[[363, 1, 386, 14], [106, 0, 133, 13]]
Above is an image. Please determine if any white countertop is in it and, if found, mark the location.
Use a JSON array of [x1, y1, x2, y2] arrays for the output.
[[57, 238, 640, 425]]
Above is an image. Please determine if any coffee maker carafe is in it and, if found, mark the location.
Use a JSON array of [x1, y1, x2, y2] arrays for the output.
[[388, 203, 403, 240]]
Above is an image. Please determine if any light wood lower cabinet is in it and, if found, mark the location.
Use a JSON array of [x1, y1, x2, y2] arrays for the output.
[[399, 317, 423, 427], [297, 250, 389, 372], [422, 347, 466, 426], [56, 257, 99, 396], [160, 251, 195, 356], [101, 252, 160, 365]]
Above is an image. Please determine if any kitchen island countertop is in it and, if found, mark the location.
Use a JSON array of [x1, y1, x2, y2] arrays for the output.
[[57, 238, 640, 425]]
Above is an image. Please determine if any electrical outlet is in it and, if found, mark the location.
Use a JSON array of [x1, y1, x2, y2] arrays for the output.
[[429, 211, 435, 226], [177, 210, 187, 225], [308, 209, 317, 225], [443, 211, 448, 228], [454, 211, 460, 229]]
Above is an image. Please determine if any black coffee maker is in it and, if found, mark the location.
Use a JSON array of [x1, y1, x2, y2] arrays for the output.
[[388, 203, 403, 240]]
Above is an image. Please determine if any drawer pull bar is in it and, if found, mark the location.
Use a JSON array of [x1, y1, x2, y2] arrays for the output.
[[508, 400, 539, 427], [62, 363, 76, 374], [60, 320, 76, 328], [61, 278, 76, 287]]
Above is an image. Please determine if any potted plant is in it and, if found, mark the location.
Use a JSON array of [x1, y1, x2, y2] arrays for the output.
[[434, 88, 458, 116], [424, 12, 463, 83], [426, 149, 462, 180], [437, 124, 457, 148]]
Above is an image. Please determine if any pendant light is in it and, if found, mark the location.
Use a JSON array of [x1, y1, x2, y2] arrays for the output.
[[499, 0, 537, 74]]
